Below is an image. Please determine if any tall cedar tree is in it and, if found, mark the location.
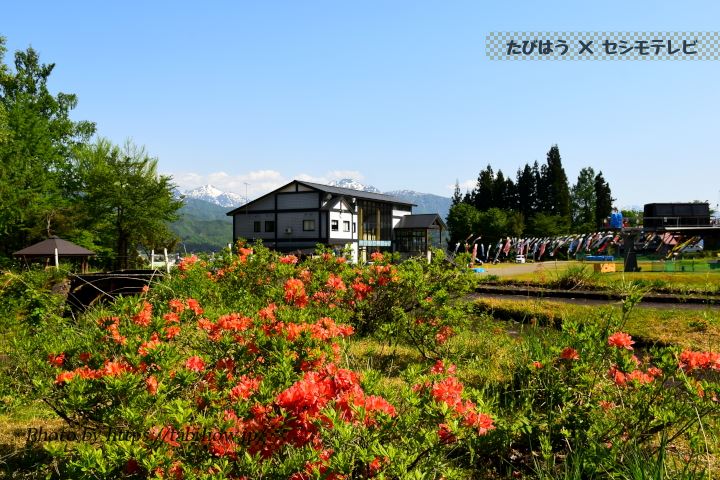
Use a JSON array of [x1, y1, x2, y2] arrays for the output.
[[594, 171, 614, 229], [473, 165, 494, 211], [451, 180, 463, 207], [543, 145, 571, 221], [516, 164, 536, 220]]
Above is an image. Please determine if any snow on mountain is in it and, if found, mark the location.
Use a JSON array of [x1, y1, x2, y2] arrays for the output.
[[183, 184, 245, 208], [328, 178, 381, 193], [180, 179, 451, 218], [328, 179, 451, 219]]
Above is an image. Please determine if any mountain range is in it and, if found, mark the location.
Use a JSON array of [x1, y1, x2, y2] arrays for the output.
[[172, 179, 452, 252]]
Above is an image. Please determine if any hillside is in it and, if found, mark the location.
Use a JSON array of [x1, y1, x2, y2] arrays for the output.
[[170, 198, 232, 252]]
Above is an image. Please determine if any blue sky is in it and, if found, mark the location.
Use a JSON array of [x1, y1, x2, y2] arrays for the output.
[[3, 1, 719, 209]]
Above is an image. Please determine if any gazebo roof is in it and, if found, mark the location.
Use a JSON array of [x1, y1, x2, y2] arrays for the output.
[[13, 236, 95, 257]]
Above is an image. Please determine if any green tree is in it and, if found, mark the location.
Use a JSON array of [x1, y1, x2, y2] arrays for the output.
[[451, 180, 463, 207], [515, 164, 536, 219], [571, 167, 596, 232], [594, 171, 614, 230], [472, 165, 494, 211], [74, 139, 182, 270], [533, 160, 548, 213], [544, 145, 571, 221], [527, 212, 569, 237], [0, 38, 94, 255], [446, 202, 480, 246]]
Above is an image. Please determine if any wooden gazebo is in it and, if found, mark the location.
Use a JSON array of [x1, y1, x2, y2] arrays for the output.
[[13, 236, 95, 272]]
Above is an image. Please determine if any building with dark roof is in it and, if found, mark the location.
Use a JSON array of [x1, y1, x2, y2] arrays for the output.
[[227, 180, 445, 262]]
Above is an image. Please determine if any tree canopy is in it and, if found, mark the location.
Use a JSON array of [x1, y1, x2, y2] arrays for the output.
[[0, 37, 181, 268], [448, 145, 613, 241]]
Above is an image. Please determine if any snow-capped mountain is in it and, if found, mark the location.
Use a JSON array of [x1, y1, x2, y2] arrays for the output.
[[327, 179, 451, 219], [183, 184, 245, 208], [328, 178, 381, 193]]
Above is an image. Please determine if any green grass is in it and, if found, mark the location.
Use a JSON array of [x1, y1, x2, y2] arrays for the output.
[[472, 296, 720, 350], [483, 260, 720, 296]]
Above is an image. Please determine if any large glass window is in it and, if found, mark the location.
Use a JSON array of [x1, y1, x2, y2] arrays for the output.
[[357, 200, 392, 242], [395, 229, 427, 254], [253, 221, 261, 233], [265, 221, 275, 233]]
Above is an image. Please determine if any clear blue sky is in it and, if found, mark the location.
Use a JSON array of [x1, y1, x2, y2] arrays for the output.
[[3, 1, 719, 209]]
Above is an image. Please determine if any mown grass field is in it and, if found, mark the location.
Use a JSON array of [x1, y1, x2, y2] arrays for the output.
[[481, 259, 720, 295]]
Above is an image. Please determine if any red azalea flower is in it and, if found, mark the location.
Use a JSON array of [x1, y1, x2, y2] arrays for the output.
[[186, 298, 203, 315], [146, 375, 159, 395], [165, 325, 181, 339], [284, 278, 308, 308], [280, 254, 298, 264], [326, 274, 346, 291], [560, 347, 580, 361], [185, 356, 206, 372], [48, 352, 65, 367], [168, 299, 185, 313], [55, 371, 76, 384], [133, 301, 153, 327], [608, 332, 635, 350], [437, 423, 457, 444], [435, 326, 454, 345]]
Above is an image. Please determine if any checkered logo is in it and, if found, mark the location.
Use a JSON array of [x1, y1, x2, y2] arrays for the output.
[[486, 32, 720, 60]]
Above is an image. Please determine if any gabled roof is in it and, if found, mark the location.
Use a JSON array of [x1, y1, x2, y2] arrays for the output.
[[394, 214, 447, 230], [296, 181, 414, 206], [13, 236, 95, 257], [227, 180, 414, 215]]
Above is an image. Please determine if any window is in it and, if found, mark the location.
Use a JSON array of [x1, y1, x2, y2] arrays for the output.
[[343, 221, 350, 232], [353, 222, 356, 233], [253, 221, 261, 233], [331, 220, 339, 231], [264, 221, 275, 233], [303, 219, 315, 231]]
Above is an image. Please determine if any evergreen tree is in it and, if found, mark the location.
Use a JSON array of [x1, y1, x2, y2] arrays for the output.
[[544, 145, 571, 221], [473, 165, 494, 211], [594, 171, 614, 229], [533, 160, 548, 213], [451, 180, 463, 207], [516, 164, 536, 219], [504, 176, 518, 211], [494, 170, 507, 208]]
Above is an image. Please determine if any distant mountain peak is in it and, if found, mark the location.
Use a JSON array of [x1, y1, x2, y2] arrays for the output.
[[328, 178, 381, 193], [184, 184, 244, 208]]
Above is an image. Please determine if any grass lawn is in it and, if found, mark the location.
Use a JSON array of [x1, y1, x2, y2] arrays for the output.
[[482, 259, 720, 295]]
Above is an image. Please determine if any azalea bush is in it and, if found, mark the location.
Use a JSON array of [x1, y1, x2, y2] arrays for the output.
[[488, 304, 720, 477], [7, 242, 720, 478], [15, 242, 491, 479]]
